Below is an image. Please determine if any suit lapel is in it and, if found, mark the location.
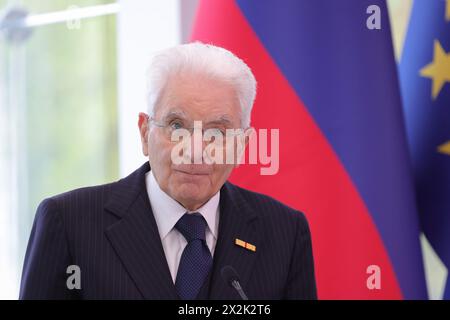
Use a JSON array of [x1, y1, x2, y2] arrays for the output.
[[208, 183, 263, 300], [104, 163, 178, 299]]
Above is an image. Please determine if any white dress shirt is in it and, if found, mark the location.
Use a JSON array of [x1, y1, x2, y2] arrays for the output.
[[145, 170, 220, 283]]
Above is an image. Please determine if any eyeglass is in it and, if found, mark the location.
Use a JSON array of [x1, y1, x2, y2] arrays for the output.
[[147, 115, 247, 142]]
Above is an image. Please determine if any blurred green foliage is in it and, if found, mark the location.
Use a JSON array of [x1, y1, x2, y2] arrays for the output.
[[3, 1, 119, 260]]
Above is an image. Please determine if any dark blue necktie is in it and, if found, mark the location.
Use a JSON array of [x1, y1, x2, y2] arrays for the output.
[[175, 213, 213, 300]]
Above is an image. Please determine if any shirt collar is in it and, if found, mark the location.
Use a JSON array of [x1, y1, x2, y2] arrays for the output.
[[145, 170, 220, 240]]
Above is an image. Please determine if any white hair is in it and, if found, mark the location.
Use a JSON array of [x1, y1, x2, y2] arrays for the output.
[[146, 42, 257, 127]]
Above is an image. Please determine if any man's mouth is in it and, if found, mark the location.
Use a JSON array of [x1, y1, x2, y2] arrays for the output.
[[173, 165, 212, 176]]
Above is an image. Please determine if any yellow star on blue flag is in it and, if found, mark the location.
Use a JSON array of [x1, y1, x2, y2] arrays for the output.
[[420, 40, 450, 99]]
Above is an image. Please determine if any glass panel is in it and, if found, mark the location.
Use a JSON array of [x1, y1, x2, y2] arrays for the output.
[[0, 11, 21, 300], [0, 2, 118, 299], [23, 0, 116, 15]]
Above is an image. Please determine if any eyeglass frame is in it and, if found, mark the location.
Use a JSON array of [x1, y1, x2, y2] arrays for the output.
[[145, 114, 250, 141]]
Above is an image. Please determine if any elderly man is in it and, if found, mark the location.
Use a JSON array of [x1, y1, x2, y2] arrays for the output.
[[20, 43, 316, 300]]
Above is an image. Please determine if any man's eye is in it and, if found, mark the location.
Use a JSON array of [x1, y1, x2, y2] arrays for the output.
[[170, 121, 183, 130], [207, 128, 226, 136], [217, 129, 226, 136]]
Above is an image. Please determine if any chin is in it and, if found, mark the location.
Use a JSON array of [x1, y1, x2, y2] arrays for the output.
[[171, 183, 207, 206]]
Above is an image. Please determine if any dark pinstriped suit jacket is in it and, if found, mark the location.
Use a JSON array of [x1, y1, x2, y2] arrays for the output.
[[19, 162, 317, 300]]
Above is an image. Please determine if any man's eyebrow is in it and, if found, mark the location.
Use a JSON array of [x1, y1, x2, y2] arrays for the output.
[[205, 115, 234, 126], [163, 111, 235, 125], [162, 109, 187, 119]]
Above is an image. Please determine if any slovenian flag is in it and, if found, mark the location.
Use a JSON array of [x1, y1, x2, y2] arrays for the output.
[[399, 0, 450, 299], [191, 0, 427, 299]]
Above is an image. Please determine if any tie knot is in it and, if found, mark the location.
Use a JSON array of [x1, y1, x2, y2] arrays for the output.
[[175, 213, 207, 242]]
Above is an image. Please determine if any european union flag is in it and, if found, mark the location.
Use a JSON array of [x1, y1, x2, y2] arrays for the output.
[[399, 0, 450, 299]]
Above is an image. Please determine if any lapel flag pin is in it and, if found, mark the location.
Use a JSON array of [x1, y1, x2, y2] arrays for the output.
[[235, 238, 256, 252]]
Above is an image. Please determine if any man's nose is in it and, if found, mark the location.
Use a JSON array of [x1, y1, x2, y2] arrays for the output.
[[187, 128, 207, 164]]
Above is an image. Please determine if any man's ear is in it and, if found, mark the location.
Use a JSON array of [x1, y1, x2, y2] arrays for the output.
[[234, 127, 255, 168], [138, 112, 149, 156], [244, 127, 255, 147]]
